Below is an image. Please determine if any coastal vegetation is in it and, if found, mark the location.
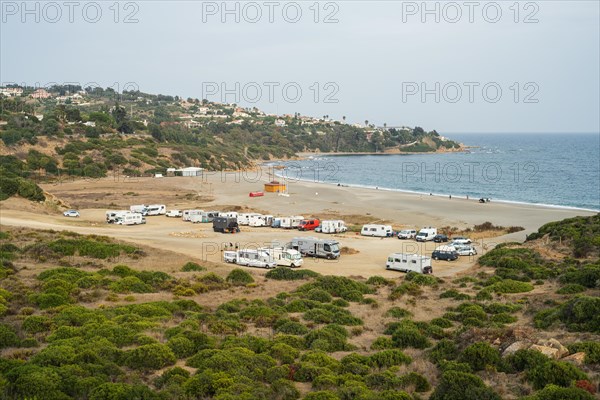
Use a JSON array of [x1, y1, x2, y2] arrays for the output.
[[0, 214, 598, 398]]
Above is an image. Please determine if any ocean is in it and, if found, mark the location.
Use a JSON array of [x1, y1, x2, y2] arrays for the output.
[[274, 133, 600, 212]]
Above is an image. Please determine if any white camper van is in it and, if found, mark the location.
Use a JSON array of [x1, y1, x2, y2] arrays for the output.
[[116, 212, 146, 225], [218, 211, 239, 219], [223, 249, 277, 269], [249, 215, 273, 227], [130, 205, 148, 215], [260, 247, 303, 268], [361, 224, 394, 237], [165, 210, 183, 218], [416, 227, 437, 242], [386, 253, 433, 274], [280, 216, 304, 229], [146, 204, 166, 216], [182, 210, 203, 221], [106, 210, 129, 224], [317, 220, 348, 234], [290, 237, 340, 259]]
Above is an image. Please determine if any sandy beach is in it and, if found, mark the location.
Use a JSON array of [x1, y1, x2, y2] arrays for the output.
[[0, 168, 595, 279]]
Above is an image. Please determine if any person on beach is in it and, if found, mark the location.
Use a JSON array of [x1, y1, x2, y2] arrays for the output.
[[449, 195, 452, 199]]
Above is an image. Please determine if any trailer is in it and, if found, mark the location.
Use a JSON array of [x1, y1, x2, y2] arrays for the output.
[[213, 216, 240, 233], [106, 210, 130, 224], [249, 215, 274, 227], [280, 216, 304, 229], [182, 209, 203, 221], [259, 247, 303, 268], [290, 237, 340, 259], [361, 224, 393, 237], [316, 220, 347, 234], [223, 249, 276, 268], [116, 212, 146, 225], [146, 204, 166, 216], [386, 253, 433, 274], [416, 227, 437, 242], [130, 204, 148, 215]]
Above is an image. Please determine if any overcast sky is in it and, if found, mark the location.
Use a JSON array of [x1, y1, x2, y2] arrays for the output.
[[1, 1, 599, 133]]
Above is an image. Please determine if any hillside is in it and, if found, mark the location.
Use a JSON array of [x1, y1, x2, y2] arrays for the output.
[[0, 85, 462, 201], [0, 210, 598, 399]]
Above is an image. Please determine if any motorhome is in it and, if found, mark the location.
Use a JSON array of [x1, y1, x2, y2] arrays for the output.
[[260, 247, 303, 268], [397, 229, 417, 239], [182, 210, 203, 221], [416, 227, 438, 242], [218, 211, 239, 219], [165, 210, 183, 218], [223, 249, 277, 269], [386, 253, 433, 274], [146, 204, 166, 216], [106, 210, 129, 223], [116, 212, 146, 225], [361, 224, 394, 237], [213, 217, 240, 233], [190, 211, 219, 223], [130, 205, 148, 215], [290, 237, 340, 259], [237, 213, 262, 226], [316, 220, 347, 234], [280, 216, 304, 229], [298, 219, 320, 231], [249, 215, 274, 227]]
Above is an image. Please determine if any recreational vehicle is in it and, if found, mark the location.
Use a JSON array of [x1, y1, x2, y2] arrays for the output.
[[416, 227, 437, 242], [165, 210, 183, 218], [298, 219, 320, 231], [182, 210, 203, 221], [280, 216, 304, 229], [106, 210, 129, 223], [223, 249, 276, 269], [130, 204, 148, 215], [290, 237, 340, 259], [361, 224, 394, 237], [259, 247, 303, 268], [237, 213, 262, 226], [116, 212, 146, 225], [397, 229, 417, 239], [386, 253, 433, 274], [213, 217, 240, 233], [249, 215, 274, 227], [146, 204, 166, 216], [316, 220, 347, 234], [218, 211, 239, 219]]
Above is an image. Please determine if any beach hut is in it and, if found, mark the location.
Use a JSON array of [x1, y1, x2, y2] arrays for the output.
[[264, 181, 286, 193]]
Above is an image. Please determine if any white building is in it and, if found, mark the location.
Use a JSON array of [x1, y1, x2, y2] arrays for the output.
[[275, 119, 286, 127], [167, 167, 204, 177]]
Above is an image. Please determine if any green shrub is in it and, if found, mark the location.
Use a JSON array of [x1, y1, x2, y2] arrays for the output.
[[459, 342, 501, 371], [32, 293, 71, 309], [265, 268, 320, 280], [398, 371, 431, 392], [303, 391, 339, 400], [490, 313, 518, 324], [526, 360, 588, 389], [22, 315, 52, 334], [558, 296, 600, 332], [491, 279, 534, 293], [556, 283, 587, 294], [275, 319, 309, 335], [385, 307, 412, 319], [306, 288, 333, 303], [298, 276, 373, 302], [521, 384, 596, 400], [0, 323, 19, 348], [390, 321, 431, 349], [305, 324, 353, 352], [226, 268, 255, 286], [389, 282, 422, 299], [123, 343, 177, 370], [167, 336, 195, 358], [430, 371, 501, 400], [559, 263, 600, 288], [568, 341, 600, 364], [368, 349, 412, 368], [181, 261, 206, 272], [430, 317, 453, 328], [109, 276, 153, 293], [366, 275, 393, 286], [429, 339, 458, 364], [405, 271, 440, 286], [505, 349, 551, 373], [440, 289, 471, 300], [371, 337, 394, 350]]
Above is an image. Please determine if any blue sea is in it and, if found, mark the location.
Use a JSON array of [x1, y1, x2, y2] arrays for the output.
[[274, 133, 600, 211]]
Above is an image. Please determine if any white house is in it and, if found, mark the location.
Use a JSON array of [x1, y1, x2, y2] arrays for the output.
[[168, 167, 204, 177], [275, 119, 286, 127]]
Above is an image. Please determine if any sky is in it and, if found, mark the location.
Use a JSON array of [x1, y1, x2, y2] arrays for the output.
[[1, 1, 599, 134]]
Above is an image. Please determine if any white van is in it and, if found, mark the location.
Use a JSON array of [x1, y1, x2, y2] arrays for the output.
[[361, 224, 393, 237], [416, 227, 437, 242], [223, 249, 277, 269], [280, 216, 304, 229], [260, 247, 303, 268], [130, 205, 148, 215], [397, 229, 417, 239], [165, 210, 182, 218], [146, 204, 166, 216], [386, 253, 433, 274], [116, 212, 146, 225], [182, 210, 203, 221], [317, 220, 347, 234]]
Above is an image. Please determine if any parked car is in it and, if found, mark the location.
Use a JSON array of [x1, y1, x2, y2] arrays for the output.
[[63, 210, 80, 217], [432, 246, 459, 261], [433, 234, 449, 243], [454, 245, 478, 256], [451, 236, 472, 245], [397, 229, 417, 239]]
